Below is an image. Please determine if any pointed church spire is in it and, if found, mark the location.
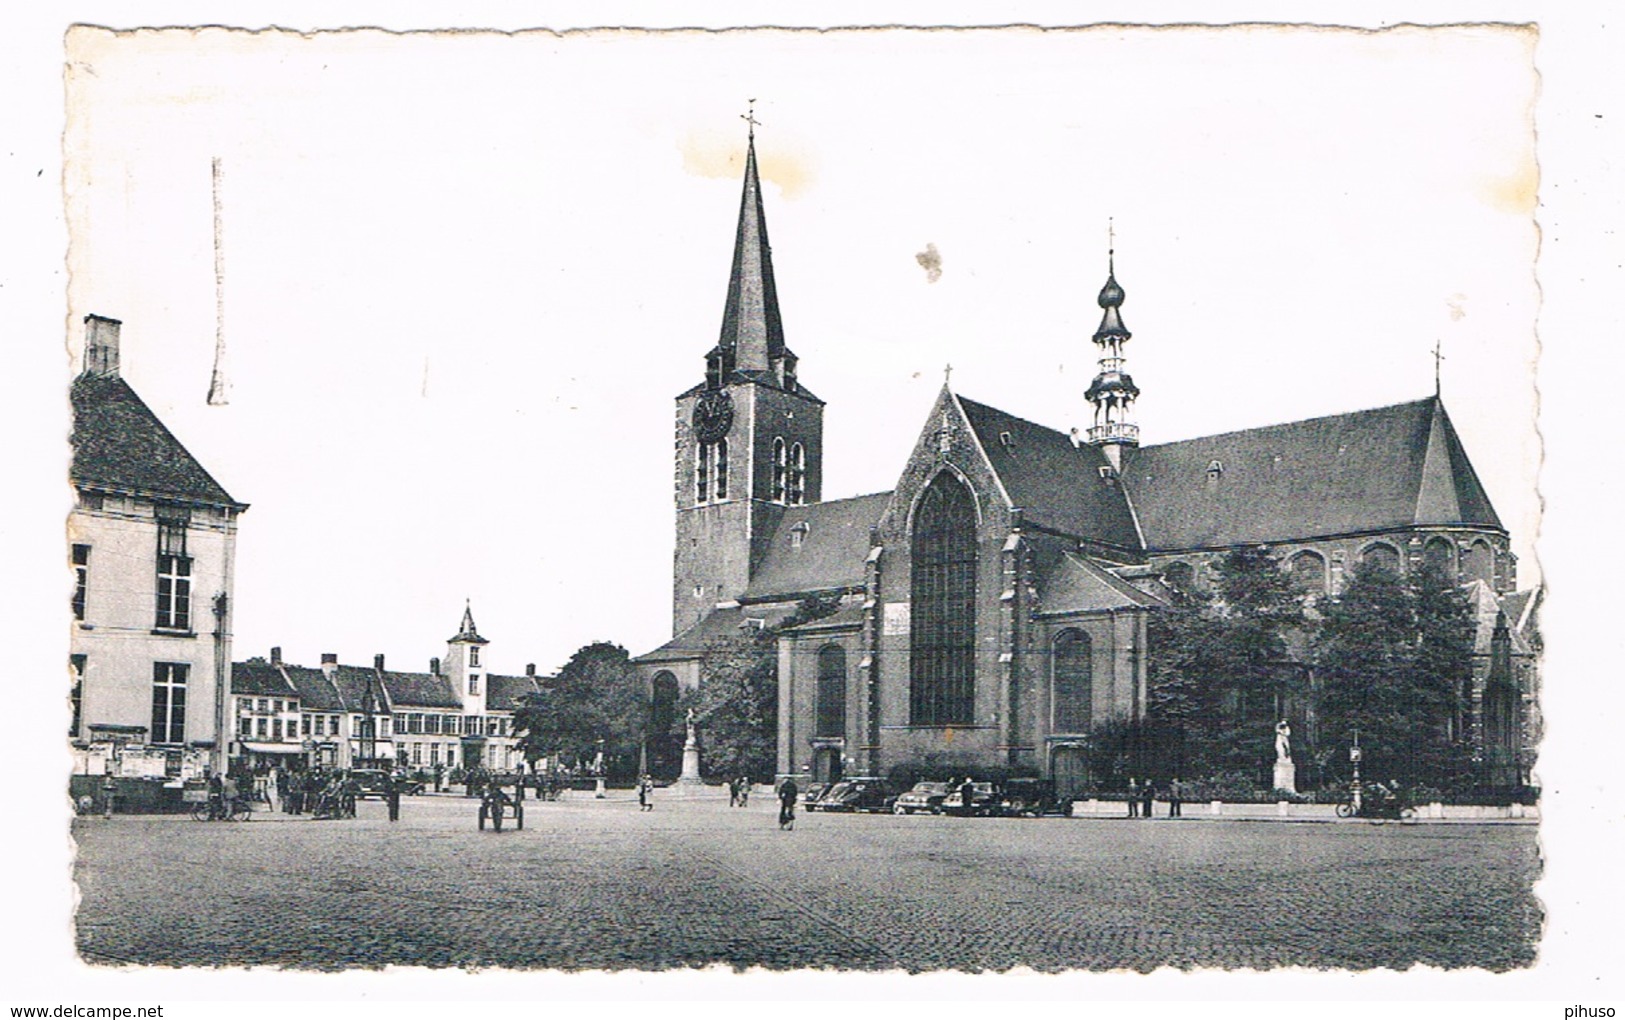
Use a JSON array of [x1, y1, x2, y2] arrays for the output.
[[1084, 238, 1140, 469], [714, 104, 788, 378]]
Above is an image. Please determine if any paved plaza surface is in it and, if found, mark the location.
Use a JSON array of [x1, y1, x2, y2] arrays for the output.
[[73, 791, 1540, 972]]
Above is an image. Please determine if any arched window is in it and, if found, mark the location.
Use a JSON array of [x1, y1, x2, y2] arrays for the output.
[[910, 472, 977, 726], [1423, 536, 1456, 580], [1051, 629, 1093, 733], [1359, 542, 1401, 575], [815, 645, 847, 738], [695, 443, 710, 503], [1464, 541, 1494, 586], [714, 438, 728, 500], [650, 671, 679, 779], [772, 437, 787, 502], [789, 442, 807, 505], [1287, 550, 1327, 594]]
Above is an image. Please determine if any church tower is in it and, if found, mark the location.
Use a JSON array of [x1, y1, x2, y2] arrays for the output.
[[1084, 245, 1140, 471], [671, 115, 824, 636]]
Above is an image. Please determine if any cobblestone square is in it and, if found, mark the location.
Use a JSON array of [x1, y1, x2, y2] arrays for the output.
[[73, 792, 1540, 972]]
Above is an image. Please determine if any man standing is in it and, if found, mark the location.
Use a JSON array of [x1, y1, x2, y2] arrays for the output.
[[1168, 777, 1183, 818], [1140, 778, 1155, 819], [1126, 777, 1139, 818], [777, 776, 798, 830], [386, 772, 401, 823]]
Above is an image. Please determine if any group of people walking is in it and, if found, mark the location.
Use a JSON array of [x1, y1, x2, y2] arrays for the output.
[[1125, 777, 1185, 819], [726, 776, 752, 807]]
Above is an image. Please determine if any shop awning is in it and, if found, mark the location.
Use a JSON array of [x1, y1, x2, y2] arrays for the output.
[[240, 742, 304, 754]]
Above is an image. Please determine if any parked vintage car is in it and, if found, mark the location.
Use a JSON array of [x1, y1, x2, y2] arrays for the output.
[[993, 777, 1068, 817], [813, 778, 896, 813], [939, 781, 998, 817], [801, 783, 831, 811], [892, 781, 952, 815]]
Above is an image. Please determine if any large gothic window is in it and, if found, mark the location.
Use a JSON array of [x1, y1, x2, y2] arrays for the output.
[[1051, 629, 1093, 733], [1287, 550, 1328, 594], [815, 645, 846, 738], [1359, 542, 1401, 575], [714, 438, 728, 500], [910, 472, 977, 726], [1423, 536, 1456, 579]]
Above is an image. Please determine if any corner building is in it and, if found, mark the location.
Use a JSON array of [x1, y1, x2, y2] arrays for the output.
[[638, 129, 1533, 796]]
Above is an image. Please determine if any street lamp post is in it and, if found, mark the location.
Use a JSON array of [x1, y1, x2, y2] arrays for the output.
[[1350, 728, 1363, 814]]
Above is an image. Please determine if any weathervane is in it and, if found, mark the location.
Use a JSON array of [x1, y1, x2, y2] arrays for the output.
[[1433, 339, 1446, 397], [742, 99, 761, 137]]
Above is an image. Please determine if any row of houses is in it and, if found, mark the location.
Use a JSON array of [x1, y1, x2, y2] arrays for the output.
[[229, 607, 543, 774]]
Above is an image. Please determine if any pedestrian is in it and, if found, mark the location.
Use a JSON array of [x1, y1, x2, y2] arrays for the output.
[[1168, 777, 1183, 818], [777, 776, 798, 830], [638, 774, 654, 812], [1126, 777, 1139, 818], [960, 776, 979, 817], [101, 772, 117, 820], [1141, 778, 1155, 819], [727, 776, 739, 808], [737, 776, 750, 808], [386, 772, 401, 822]]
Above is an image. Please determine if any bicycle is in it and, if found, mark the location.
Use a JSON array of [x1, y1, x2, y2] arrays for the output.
[[190, 794, 253, 822]]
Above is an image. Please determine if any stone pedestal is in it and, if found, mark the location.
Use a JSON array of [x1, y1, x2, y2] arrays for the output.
[[679, 740, 703, 785], [1273, 759, 1297, 795]]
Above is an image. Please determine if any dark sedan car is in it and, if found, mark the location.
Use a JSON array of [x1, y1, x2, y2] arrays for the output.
[[812, 778, 895, 813], [939, 781, 998, 817], [892, 781, 952, 815]]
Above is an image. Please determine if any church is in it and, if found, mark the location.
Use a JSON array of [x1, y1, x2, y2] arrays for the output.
[[635, 127, 1531, 798]]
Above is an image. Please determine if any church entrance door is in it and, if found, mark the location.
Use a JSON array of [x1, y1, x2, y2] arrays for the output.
[[813, 747, 844, 786], [1051, 745, 1090, 804]]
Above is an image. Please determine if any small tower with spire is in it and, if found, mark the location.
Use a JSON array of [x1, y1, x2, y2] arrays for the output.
[[443, 601, 490, 723], [1084, 241, 1141, 471]]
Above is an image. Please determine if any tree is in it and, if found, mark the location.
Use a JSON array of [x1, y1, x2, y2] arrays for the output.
[[514, 641, 646, 781], [1147, 549, 1309, 778], [680, 629, 778, 782], [1314, 562, 1475, 790]]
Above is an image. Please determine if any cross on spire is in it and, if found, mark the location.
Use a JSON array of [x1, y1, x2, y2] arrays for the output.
[[944, 362, 954, 386], [741, 99, 761, 138], [1433, 339, 1446, 397]]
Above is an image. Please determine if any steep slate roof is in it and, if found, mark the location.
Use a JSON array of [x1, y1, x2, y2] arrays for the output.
[[382, 671, 461, 710], [956, 396, 1143, 552], [1124, 396, 1503, 552], [742, 491, 892, 601], [778, 600, 867, 634], [1036, 551, 1168, 616], [231, 660, 300, 699], [486, 674, 546, 712], [638, 604, 798, 664], [70, 373, 245, 509], [284, 665, 346, 712]]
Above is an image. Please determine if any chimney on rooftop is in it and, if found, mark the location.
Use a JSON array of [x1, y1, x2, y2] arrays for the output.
[[526, 663, 536, 677], [320, 653, 337, 679], [374, 653, 385, 672], [270, 646, 282, 666], [83, 314, 122, 378], [430, 656, 441, 676]]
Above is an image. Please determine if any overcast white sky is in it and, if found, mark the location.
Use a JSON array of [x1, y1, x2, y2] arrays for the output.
[[62, 25, 1540, 678]]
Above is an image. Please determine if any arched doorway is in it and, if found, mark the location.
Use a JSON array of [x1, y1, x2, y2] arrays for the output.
[[1051, 744, 1090, 804]]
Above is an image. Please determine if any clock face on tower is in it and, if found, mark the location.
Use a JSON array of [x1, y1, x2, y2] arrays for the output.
[[691, 390, 735, 444]]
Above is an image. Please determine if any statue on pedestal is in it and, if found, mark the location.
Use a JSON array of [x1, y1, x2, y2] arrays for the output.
[[1274, 720, 1292, 763], [685, 708, 698, 748]]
